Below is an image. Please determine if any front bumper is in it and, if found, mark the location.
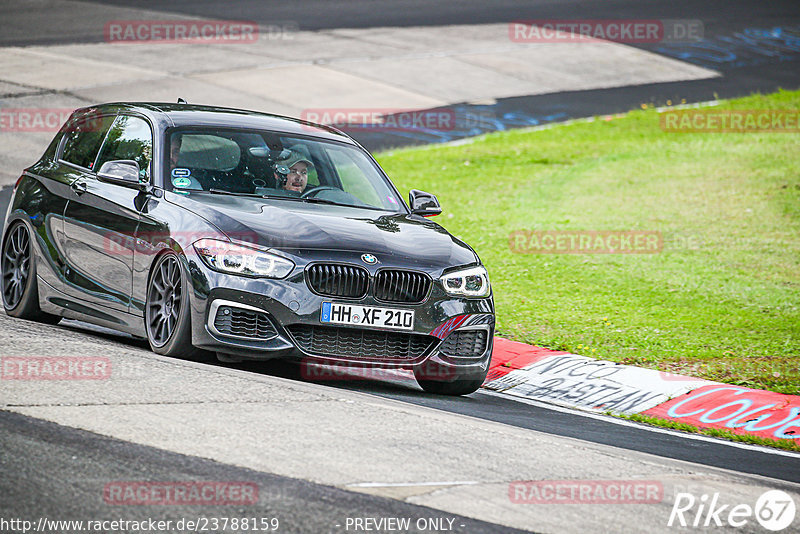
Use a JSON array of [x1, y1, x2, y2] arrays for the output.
[[185, 255, 494, 374]]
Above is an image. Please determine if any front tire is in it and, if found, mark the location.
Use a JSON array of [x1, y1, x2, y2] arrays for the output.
[[145, 252, 207, 360], [414, 361, 488, 396], [2, 221, 61, 324]]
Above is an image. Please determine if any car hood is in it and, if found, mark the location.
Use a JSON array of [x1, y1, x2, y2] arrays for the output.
[[166, 192, 478, 270]]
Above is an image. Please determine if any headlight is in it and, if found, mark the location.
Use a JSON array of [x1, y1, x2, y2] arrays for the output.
[[440, 265, 491, 297], [193, 239, 294, 278]]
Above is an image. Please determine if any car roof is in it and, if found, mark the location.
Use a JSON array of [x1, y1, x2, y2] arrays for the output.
[[75, 102, 355, 144]]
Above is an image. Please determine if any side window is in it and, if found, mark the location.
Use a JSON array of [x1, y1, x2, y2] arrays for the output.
[[96, 115, 153, 182], [326, 146, 383, 206], [60, 115, 115, 170]]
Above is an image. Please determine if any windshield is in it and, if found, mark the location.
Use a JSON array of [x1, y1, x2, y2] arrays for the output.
[[165, 128, 405, 212]]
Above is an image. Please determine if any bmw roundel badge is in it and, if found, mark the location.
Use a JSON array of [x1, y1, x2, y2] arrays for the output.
[[361, 254, 378, 265]]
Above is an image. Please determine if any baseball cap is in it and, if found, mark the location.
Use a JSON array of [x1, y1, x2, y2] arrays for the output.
[[281, 147, 314, 169]]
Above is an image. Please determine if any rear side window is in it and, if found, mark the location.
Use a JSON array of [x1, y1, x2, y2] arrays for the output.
[[60, 114, 115, 170], [96, 115, 154, 181]]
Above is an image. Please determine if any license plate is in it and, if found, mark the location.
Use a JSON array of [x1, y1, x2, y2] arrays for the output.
[[320, 302, 414, 331]]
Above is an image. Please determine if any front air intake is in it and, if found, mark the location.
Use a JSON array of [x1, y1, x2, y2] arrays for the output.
[[438, 329, 489, 358], [288, 324, 434, 361], [213, 305, 278, 339]]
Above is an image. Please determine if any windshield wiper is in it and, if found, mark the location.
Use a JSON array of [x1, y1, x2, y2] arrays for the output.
[[248, 194, 395, 213], [202, 193, 389, 211], [297, 197, 345, 206], [206, 188, 265, 198], [261, 195, 353, 208]]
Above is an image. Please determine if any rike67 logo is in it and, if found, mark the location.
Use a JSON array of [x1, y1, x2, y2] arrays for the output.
[[669, 490, 796, 531]]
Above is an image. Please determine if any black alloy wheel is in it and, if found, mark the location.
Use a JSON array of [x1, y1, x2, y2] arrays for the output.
[[147, 254, 182, 347], [2, 223, 30, 310], [1, 222, 61, 323], [145, 252, 209, 360]]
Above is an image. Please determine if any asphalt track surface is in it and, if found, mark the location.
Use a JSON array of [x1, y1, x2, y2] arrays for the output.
[[225, 358, 800, 485], [10, 317, 800, 485], [0, 410, 527, 534], [1, 317, 798, 531], [266, 374, 800, 485], [0, 0, 795, 45]]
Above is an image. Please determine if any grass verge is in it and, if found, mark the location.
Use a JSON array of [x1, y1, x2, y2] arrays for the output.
[[377, 89, 800, 395]]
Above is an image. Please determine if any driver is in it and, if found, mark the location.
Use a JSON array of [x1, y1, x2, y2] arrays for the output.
[[275, 151, 314, 193]]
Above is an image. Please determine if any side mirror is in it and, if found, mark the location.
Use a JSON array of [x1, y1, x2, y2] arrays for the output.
[[97, 160, 144, 189], [409, 189, 442, 217]]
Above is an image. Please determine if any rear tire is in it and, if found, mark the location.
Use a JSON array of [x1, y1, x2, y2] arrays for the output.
[[2, 221, 61, 324], [414, 361, 488, 396], [145, 252, 210, 361]]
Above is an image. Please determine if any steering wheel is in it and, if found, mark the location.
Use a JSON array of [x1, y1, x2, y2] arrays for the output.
[[301, 186, 339, 198]]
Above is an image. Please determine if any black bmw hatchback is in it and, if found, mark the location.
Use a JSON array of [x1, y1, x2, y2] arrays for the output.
[[2, 103, 494, 395]]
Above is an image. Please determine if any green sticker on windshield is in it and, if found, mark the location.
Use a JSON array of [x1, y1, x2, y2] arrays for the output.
[[172, 177, 192, 188]]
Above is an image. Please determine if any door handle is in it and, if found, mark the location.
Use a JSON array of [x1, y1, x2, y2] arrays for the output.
[[71, 181, 87, 195]]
